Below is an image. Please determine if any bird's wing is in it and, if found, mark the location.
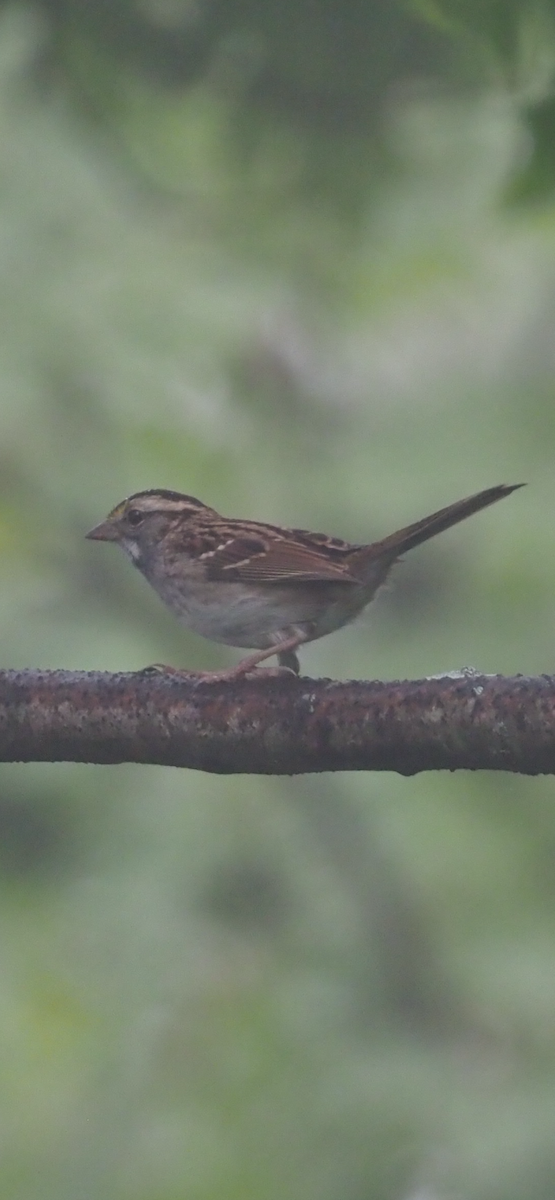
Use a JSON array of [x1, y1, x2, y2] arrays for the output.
[[202, 532, 360, 584]]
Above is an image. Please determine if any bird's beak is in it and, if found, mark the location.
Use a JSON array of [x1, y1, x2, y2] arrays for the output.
[[85, 519, 120, 542]]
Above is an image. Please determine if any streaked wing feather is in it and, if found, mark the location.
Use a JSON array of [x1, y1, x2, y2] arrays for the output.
[[203, 534, 359, 584]]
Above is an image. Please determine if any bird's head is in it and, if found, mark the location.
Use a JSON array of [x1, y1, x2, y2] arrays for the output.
[[86, 490, 214, 567]]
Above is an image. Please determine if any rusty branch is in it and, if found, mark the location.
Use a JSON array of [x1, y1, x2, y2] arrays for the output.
[[0, 669, 554, 775]]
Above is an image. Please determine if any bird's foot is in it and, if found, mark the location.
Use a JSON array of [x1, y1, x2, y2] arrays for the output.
[[137, 662, 297, 682]]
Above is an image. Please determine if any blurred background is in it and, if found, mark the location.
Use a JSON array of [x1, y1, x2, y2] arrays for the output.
[[1, 1, 555, 1196]]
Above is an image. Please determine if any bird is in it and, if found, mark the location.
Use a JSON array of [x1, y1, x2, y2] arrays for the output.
[[86, 483, 523, 679]]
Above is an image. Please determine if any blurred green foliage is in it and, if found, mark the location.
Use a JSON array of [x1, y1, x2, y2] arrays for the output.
[[1, 1, 555, 1197]]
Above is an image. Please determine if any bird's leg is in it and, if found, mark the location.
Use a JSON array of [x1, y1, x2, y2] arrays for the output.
[[140, 633, 306, 682], [277, 648, 300, 674], [226, 633, 304, 677]]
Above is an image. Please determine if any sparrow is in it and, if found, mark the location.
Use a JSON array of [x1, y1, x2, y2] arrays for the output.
[[86, 483, 523, 678]]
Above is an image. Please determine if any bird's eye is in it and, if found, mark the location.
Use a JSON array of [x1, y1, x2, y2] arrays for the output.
[[126, 508, 144, 527]]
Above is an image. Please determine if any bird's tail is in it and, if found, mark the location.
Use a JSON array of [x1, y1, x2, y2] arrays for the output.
[[358, 483, 524, 565]]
